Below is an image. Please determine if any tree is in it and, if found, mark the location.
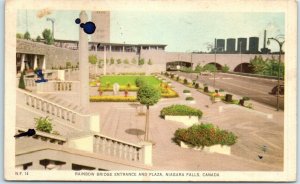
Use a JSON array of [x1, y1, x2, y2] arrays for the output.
[[137, 85, 161, 141], [138, 58, 145, 65], [36, 35, 41, 42], [203, 64, 217, 72], [24, 31, 31, 40], [18, 70, 26, 89], [194, 64, 203, 72], [89, 55, 98, 64], [221, 64, 230, 73], [16, 33, 23, 39], [249, 56, 267, 74], [110, 57, 115, 65], [42, 29, 54, 45]]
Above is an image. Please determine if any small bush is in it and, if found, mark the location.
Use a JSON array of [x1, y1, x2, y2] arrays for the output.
[[242, 96, 250, 101], [174, 123, 238, 147], [18, 71, 26, 89], [195, 83, 199, 89], [185, 96, 194, 101], [160, 104, 203, 118], [183, 89, 190, 93], [176, 76, 179, 81], [135, 77, 145, 87], [221, 65, 230, 73], [35, 116, 53, 133], [183, 79, 188, 84]]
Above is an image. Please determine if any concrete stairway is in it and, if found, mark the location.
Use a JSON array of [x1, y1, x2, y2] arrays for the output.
[[39, 94, 89, 114]]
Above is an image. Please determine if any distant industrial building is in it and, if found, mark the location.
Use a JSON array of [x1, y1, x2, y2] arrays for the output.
[[226, 38, 236, 53], [237, 38, 247, 53], [91, 11, 110, 43], [261, 30, 271, 54], [249, 37, 259, 54], [216, 39, 225, 52]]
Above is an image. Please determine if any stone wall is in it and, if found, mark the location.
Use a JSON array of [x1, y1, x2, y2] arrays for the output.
[[16, 39, 78, 69]]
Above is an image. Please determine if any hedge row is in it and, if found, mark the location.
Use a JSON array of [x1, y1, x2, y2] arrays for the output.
[[160, 104, 202, 118], [174, 123, 237, 147], [90, 96, 137, 102]]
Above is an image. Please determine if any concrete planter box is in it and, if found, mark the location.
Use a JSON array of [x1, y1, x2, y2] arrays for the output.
[[188, 100, 196, 104], [214, 97, 221, 102], [183, 92, 191, 96], [180, 141, 231, 155], [165, 115, 199, 126]]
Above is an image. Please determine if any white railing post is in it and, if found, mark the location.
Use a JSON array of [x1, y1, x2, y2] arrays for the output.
[[139, 141, 153, 166]]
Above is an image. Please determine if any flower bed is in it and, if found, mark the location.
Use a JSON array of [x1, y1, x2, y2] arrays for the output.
[[161, 88, 179, 98], [160, 104, 203, 118], [174, 123, 237, 148], [90, 96, 137, 102]]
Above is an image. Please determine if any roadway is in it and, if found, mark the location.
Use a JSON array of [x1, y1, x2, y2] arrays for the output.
[[173, 71, 284, 110]]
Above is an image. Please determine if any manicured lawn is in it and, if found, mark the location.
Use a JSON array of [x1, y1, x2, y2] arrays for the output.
[[99, 75, 160, 87]]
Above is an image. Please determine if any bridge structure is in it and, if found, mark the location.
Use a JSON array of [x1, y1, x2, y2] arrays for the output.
[[165, 52, 283, 73]]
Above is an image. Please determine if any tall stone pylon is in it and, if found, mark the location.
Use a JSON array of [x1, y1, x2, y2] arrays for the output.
[[79, 11, 89, 110]]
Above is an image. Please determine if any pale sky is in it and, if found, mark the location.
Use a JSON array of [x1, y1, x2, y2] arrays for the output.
[[17, 10, 285, 52]]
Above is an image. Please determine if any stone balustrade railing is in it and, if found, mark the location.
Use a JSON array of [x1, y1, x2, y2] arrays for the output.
[[24, 78, 37, 87], [16, 127, 67, 145], [93, 134, 143, 163], [36, 81, 80, 93], [69, 133, 152, 166], [16, 89, 97, 132]]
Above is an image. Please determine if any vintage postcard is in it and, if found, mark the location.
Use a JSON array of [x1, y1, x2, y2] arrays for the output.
[[4, 0, 297, 182]]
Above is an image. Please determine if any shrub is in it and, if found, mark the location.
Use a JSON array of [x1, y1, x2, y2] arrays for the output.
[[147, 59, 153, 65], [110, 58, 115, 65], [160, 88, 179, 98], [183, 89, 190, 93], [52, 130, 60, 135], [170, 74, 174, 78], [138, 58, 145, 65], [185, 97, 194, 101], [18, 71, 26, 89], [174, 123, 237, 147], [219, 89, 224, 92], [183, 79, 188, 84], [195, 83, 199, 89], [90, 96, 137, 102], [222, 64, 230, 73], [176, 76, 179, 81], [123, 59, 129, 64], [117, 59, 122, 64], [242, 96, 250, 101], [135, 77, 145, 87], [35, 116, 53, 133], [160, 104, 202, 118]]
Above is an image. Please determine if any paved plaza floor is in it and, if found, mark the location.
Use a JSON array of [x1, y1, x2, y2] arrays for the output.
[[89, 75, 284, 171]]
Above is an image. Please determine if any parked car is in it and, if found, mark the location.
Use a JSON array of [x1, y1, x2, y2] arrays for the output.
[[269, 85, 284, 95]]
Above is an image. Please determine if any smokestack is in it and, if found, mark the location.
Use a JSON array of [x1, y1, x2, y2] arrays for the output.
[[263, 30, 267, 48]]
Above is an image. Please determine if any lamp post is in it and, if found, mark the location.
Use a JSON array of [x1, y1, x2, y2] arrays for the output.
[[267, 36, 285, 111], [239, 41, 243, 72], [206, 41, 223, 88], [46, 17, 55, 40]]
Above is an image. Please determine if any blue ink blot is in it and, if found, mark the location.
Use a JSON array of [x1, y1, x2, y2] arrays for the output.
[[75, 18, 96, 35], [14, 129, 36, 138], [34, 69, 48, 83], [75, 18, 81, 24]]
